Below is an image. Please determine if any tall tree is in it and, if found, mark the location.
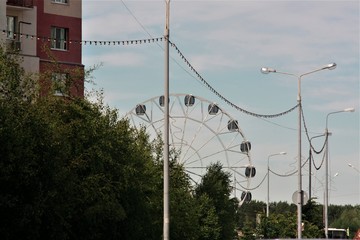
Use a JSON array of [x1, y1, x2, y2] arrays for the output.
[[196, 194, 221, 240], [195, 162, 238, 240], [302, 199, 323, 231]]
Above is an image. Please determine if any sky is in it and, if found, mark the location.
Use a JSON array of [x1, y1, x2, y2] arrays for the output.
[[82, 0, 360, 206]]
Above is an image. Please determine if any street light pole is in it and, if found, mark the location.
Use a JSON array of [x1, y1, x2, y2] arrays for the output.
[[267, 152, 287, 217], [324, 107, 355, 238], [163, 1, 170, 240], [261, 63, 337, 239]]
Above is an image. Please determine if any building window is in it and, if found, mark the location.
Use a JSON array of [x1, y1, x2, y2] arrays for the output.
[[52, 73, 69, 96], [6, 16, 16, 39], [51, 27, 68, 50], [52, 0, 68, 4]]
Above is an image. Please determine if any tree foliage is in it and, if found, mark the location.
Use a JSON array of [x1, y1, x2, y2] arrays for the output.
[[0, 47, 241, 240], [237, 200, 265, 230], [238, 199, 360, 239], [0, 96, 163, 239], [0, 46, 158, 239], [302, 198, 323, 237], [2, 46, 358, 240], [255, 212, 297, 239], [0, 45, 38, 102], [195, 163, 239, 240], [331, 206, 360, 239]]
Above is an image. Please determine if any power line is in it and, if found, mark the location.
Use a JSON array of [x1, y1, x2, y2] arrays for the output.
[[169, 41, 299, 119], [113, 1, 300, 120]]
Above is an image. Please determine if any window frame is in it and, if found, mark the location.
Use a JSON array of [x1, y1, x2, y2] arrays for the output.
[[52, 72, 69, 96], [6, 16, 17, 39], [52, 0, 69, 4], [51, 26, 69, 51]]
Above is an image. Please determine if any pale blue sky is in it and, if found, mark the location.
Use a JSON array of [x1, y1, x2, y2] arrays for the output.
[[82, 0, 359, 205]]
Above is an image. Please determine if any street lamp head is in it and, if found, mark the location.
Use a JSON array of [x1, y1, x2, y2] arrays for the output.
[[326, 107, 355, 125], [343, 107, 355, 112], [268, 151, 287, 159], [261, 67, 276, 74], [324, 63, 337, 70]]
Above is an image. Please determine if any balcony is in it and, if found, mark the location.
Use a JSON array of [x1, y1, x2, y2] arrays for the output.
[[5, 39, 22, 52], [6, 0, 33, 8]]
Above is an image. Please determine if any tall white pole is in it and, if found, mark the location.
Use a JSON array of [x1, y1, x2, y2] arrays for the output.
[[163, 1, 170, 240], [325, 127, 329, 239], [267, 152, 286, 218], [267, 158, 270, 218], [297, 76, 302, 239], [324, 108, 354, 238]]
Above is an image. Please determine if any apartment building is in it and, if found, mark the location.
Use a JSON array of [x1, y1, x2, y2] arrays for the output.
[[1, 0, 84, 98]]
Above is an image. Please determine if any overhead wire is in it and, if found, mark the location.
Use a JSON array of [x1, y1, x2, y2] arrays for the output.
[[301, 105, 328, 154], [237, 173, 268, 191], [119, 1, 300, 121], [120, 0, 210, 92], [169, 41, 299, 119], [269, 156, 309, 177], [309, 148, 326, 171]]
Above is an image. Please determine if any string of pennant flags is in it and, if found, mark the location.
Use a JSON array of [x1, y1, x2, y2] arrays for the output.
[[1, 29, 298, 119], [1, 30, 164, 46], [168, 40, 299, 119]]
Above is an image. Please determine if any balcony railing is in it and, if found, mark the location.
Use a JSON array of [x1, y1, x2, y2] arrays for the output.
[[6, 0, 33, 8]]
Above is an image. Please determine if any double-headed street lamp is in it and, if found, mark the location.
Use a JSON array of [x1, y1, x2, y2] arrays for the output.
[[163, 1, 170, 240], [324, 108, 355, 238], [261, 63, 337, 239], [267, 151, 287, 217]]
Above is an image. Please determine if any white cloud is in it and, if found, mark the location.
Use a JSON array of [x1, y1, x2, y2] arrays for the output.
[[170, 1, 359, 71], [84, 51, 147, 67], [83, 1, 165, 40]]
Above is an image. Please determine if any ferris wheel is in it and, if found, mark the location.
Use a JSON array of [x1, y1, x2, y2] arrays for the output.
[[125, 93, 255, 205]]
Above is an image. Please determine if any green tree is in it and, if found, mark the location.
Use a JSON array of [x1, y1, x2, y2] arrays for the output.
[[271, 201, 296, 215], [328, 204, 346, 225], [195, 162, 238, 240], [302, 199, 323, 237], [255, 212, 297, 239], [240, 219, 256, 240], [0, 45, 38, 102], [302, 220, 323, 238], [0, 45, 166, 239], [0, 96, 165, 240], [237, 200, 265, 230], [169, 158, 200, 240], [196, 194, 221, 240], [331, 206, 360, 239], [150, 138, 203, 240]]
